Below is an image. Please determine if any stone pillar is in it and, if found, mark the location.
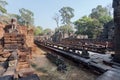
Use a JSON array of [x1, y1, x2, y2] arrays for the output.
[[113, 0, 120, 63]]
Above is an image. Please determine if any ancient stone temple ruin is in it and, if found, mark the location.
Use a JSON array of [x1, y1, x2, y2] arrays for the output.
[[113, 0, 120, 63], [100, 20, 114, 40], [0, 20, 39, 79]]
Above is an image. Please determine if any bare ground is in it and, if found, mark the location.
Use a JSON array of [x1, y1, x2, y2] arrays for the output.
[[30, 46, 98, 80]]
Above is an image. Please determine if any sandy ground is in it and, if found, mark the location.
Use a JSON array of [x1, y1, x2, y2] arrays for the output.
[[30, 46, 98, 80]]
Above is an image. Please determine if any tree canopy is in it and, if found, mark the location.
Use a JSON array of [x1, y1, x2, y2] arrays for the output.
[[43, 28, 52, 35], [0, 1, 113, 38], [74, 5, 112, 38], [74, 16, 102, 38], [0, 0, 8, 14], [59, 7, 74, 25], [34, 26, 43, 35], [19, 8, 34, 26], [89, 5, 112, 24], [54, 6, 75, 38]]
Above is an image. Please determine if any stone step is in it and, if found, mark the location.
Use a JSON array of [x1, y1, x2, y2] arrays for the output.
[[0, 66, 6, 76], [16, 62, 30, 71], [3, 67, 16, 76], [1, 52, 11, 58], [0, 57, 7, 62], [18, 68, 34, 77]]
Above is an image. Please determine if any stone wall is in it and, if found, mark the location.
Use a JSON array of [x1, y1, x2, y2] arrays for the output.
[[100, 20, 114, 40], [18, 26, 35, 52], [113, 0, 120, 63], [0, 23, 5, 39], [0, 24, 35, 52]]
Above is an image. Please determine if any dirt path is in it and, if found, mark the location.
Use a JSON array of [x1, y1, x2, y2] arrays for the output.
[[31, 46, 98, 80]]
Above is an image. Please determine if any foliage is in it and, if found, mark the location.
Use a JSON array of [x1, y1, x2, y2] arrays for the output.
[[34, 27, 53, 36], [55, 24, 74, 38], [55, 6, 75, 38], [89, 5, 112, 24], [59, 7, 74, 25], [74, 16, 102, 38], [34, 26, 43, 35], [0, 0, 8, 14], [19, 8, 34, 26], [58, 25, 73, 34], [0, 15, 10, 23], [43, 28, 52, 35], [74, 5, 112, 38]]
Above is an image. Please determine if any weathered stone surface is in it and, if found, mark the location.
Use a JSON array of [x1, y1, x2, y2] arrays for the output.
[[0, 57, 7, 62], [0, 66, 6, 76], [96, 69, 120, 80], [1, 52, 11, 58], [81, 49, 90, 59], [0, 75, 13, 80], [0, 23, 5, 39], [0, 47, 3, 55], [18, 68, 34, 77], [3, 67, 16, 76], [8, 60, 17, 67], [0, 20, 35, 78], [113, 0, 120, 63], [4, 33, 25, 50], [16, 62, 30, 71], [100, 21, 114, 40], [18, 74, 40, 80]]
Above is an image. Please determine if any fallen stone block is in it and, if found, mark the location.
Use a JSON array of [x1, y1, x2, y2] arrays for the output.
[[3, 67, 16, 76], [18, 74, 40, 80], [0, 66, 6, 76], [2, 52, 11, 58], [0, 61, 8, 69], [18, 68, 34, 77], [0, 75, 13, 80], [0, 57, 7, 62]]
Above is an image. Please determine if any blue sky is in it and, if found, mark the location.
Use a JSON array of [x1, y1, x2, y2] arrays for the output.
[[6, 0, 112, 30]]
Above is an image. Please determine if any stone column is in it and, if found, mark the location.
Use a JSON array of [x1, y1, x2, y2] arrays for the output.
[[113, 0, 120, 63]]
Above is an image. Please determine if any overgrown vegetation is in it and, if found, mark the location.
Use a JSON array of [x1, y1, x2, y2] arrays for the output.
[[74, 5, 112, 38], [0, 0, 112, 38]]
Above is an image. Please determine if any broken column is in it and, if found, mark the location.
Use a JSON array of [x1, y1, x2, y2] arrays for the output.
[[113, 0, 120, 63]]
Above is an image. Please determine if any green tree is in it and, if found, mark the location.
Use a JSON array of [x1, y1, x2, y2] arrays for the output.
[[59, 7, 74, 25], [74, 16, 102, 38], [55, 25, 74, 38], [34, 26, 43, 35], [61, 25, 73, 34], [58, 7, 74, 38], [0, 0, 8, 14], [43, 28, 52, 35], [74, 5, 113, 38], [89, 5, 112, 24], [19, 8, 34, 26]]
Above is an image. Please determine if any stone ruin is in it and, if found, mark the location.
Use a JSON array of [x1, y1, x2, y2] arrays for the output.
[[100, 20, 114, 40], [0, 21, 38, 79], [113, 0, 120, 63]]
